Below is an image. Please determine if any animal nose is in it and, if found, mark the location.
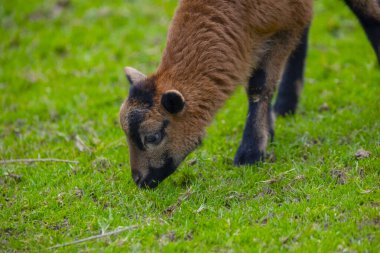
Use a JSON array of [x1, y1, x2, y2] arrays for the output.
[[132, 170, 142, 185], [131, 170, 160, 189]]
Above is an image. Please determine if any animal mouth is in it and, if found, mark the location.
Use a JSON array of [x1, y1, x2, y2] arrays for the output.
[[135, 157, 177, 189]]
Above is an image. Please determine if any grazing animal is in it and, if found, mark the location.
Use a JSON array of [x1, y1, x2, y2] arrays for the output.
[[120, 0, 380, 189]]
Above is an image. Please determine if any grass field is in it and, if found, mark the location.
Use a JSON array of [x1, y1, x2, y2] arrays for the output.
[[1, 0, 380, 252]]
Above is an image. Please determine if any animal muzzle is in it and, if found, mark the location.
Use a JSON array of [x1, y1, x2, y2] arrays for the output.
[[132, 157, 177, 189]]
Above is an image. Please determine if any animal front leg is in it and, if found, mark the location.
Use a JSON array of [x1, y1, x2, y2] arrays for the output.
[[234, 31, 304, 166], [234, 68, 272, 165]]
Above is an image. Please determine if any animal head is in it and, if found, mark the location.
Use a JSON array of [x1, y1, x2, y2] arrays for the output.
[[119, 67, 203, 188]]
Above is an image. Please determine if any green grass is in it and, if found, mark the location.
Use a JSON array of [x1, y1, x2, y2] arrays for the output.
[[1, 0, 379, 252]]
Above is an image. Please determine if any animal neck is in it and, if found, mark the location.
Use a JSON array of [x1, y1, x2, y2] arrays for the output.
[[155, 1, 254, 130]]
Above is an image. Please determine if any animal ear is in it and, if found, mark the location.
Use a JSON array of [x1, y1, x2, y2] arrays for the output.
[[124, 67, 146, 86], [161, 90, 185, 114]]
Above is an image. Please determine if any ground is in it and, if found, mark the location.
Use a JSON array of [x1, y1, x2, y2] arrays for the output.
[[1, 0, 379, 252]]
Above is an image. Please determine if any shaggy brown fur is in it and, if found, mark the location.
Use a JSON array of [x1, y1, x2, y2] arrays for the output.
[[348, 0, 380, 21], [120, 0, 314, 188]]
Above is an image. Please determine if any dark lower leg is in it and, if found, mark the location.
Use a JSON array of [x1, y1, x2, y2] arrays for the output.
[[234, 30, 303, 166], [344, 0, 380, 64], [274, 27, 309, 116], [268, 106, 274, 141], [234, 68, 271, 166]]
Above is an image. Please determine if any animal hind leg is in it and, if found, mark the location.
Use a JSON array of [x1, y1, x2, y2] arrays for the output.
[[234, 32, 301, 166], [344, 0, 380, 64], [274, 27, 310, 116]]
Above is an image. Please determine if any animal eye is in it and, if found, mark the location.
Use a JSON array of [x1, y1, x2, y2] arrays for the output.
[[144, 132, 162, 145]]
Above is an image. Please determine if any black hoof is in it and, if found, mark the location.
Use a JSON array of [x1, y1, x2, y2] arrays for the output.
[[233, 146, 264, 166]]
